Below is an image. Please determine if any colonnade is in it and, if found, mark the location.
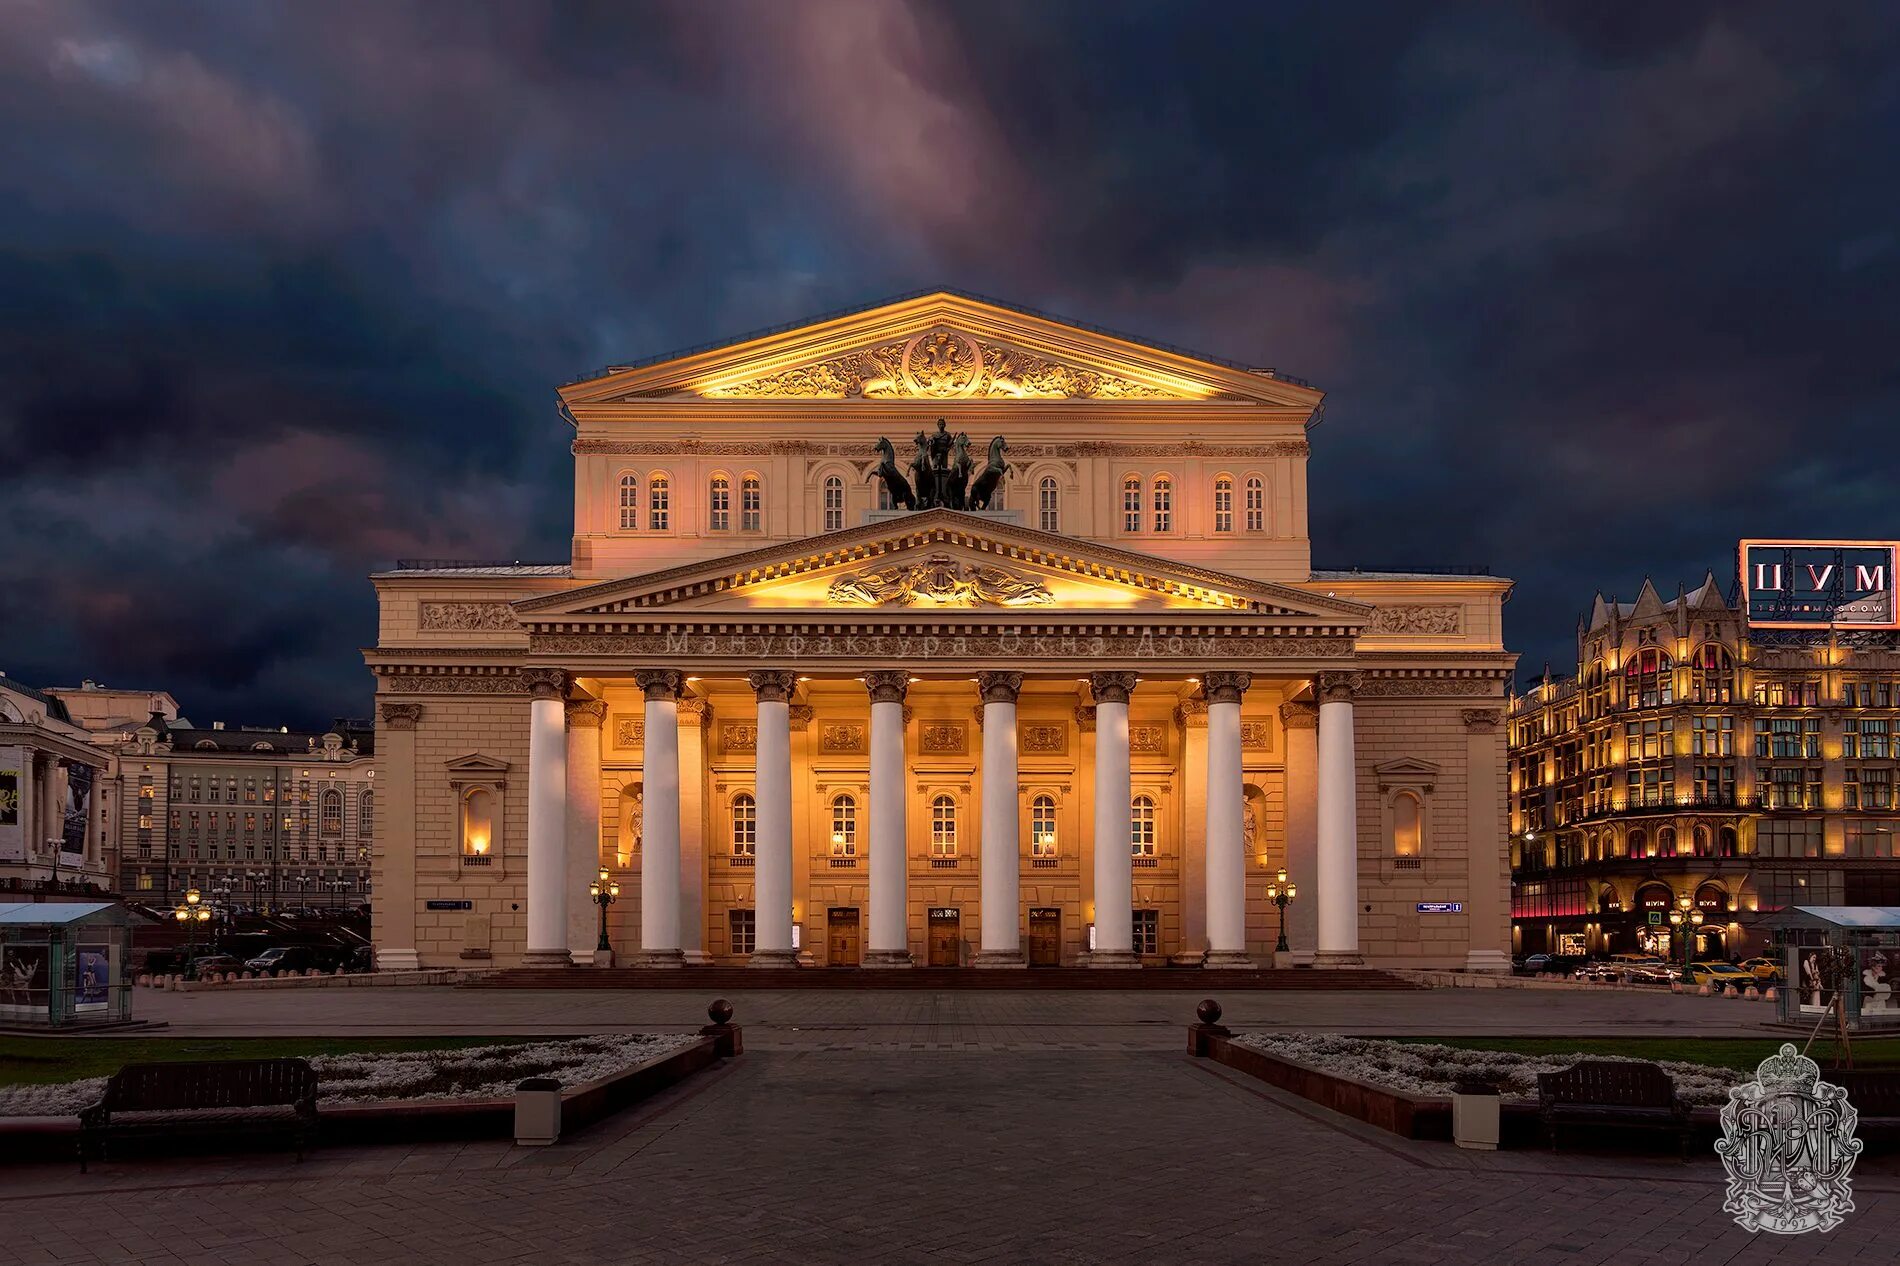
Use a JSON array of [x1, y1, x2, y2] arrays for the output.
[[520, 668, 1362, 967]]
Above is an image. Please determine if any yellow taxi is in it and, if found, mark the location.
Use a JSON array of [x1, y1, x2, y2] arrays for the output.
[[1739, 956, 1785, 982]]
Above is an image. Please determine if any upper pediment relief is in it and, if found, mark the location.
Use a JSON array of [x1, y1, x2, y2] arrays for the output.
[[560, 291, 1323, 409]]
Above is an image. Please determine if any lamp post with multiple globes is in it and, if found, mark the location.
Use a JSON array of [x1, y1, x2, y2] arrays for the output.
[[1266, 867, 1297, 957], [1668, 894, 1705, 981], [589, 867, 620, 957], [172, 887, 212, 959]]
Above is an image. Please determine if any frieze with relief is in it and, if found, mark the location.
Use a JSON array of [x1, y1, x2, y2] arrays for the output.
[[819, 723, 866, 754], [1240, 721, 1274, 750], [379, 673, 527, 695], [418, 601, 521, 632], [693, 328, 1215, 401], [613, 717, 645, 748], [1355, 677, 1504, 698], [1129, 725, 1167, 754], [827, 552, 1055, 608], [1366, 605, 1463, 636], [721, 722, 758, 753], [919, 722, 968, 756], [1019, 723, 1068, 754], [530, 631, 1357, 661]]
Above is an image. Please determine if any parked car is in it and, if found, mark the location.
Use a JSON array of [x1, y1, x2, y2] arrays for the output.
[[1739, 956, 1786, 982], [185, 954, 242, 980], [244, 946, 341, 975], [1683, 961, 1755, 990]]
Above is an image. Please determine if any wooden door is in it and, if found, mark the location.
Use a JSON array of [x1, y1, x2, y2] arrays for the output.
[[827, 908, 861, 967], [927, 909, 960, 967], [1028, 909, 1060, 967]]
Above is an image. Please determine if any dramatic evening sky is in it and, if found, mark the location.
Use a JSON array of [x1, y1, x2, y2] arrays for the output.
[[2, 2, 1897, 728]]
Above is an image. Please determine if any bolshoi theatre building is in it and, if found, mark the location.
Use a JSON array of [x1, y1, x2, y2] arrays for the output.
[[365, 292, 1517, 972]]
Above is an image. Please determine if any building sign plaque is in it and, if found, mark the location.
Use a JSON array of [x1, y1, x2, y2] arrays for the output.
[[1740, 539, 1899, 629], [1416, 902, 1464, 914], [426, 900, 474, 911]]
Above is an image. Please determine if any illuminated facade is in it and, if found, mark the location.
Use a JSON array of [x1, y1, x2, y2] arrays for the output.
[[0, 676, 116, 894], [1509, 575, 1900, 958], [367, 292, 1517, 970]]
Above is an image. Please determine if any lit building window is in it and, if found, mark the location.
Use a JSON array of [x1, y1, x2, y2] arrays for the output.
[[1245, 476, 1264, 532], [731, 793, 756, 857], [709, 474, 731, 532], [319, 789, 342, 835], [823, 476, 844, 531], [462, 788, 494, 856], [1392, 792, 1421, 856], [1692, 644, 1733, 702], [1122, 477, 1142, 532], [931, 795, 958, 857], [649, 474, 670, 531], [1152, 477, 1172, 532], [1131, 795, 1156, 856], [1031, 794, 1057, 857], [1038, 477, 1060, 533], [741, 474, 761, 531], [1624, 648, 1674, 707], [830, 793, 857, 856], [1213, 477, 1234, 533]]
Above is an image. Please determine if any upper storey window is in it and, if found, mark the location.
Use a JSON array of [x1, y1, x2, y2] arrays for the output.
[[1691, 644, 1734, 703], [824, 476, 844, 531], [1152, 477, 1173, 533], [1038, 477, 1060, 533], [1624, 648, 1674, 708], [619, 473, 641, 530], [1213, 477, 1234, 533], [709, 475, 731, 532], [1245, 477, 1264, 532], [741, 475, 762, 531], [1122, 477, 1142, 532], [649, 474, 670, 531]]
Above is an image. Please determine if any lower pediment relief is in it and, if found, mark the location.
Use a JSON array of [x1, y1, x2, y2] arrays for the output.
[[529, 630, 1356, 663]]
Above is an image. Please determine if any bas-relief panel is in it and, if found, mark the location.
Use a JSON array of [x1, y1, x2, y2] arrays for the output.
[[918, 722, 968, 756], [1129, 725, 1166, 755], [1366, 605, 1463, 636], [819, 723, 866, 755], [612, 717, 644, 749], [721, 722, 757, 754], [418, 601, 521, 632], [1019, 723, 1068, 755], [1239, 721, 1273, 751]]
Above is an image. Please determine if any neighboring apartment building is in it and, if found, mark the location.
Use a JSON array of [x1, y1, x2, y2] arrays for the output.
[[114, 714, 376, 911], [1508, 574, 1900, 960], [0, 673, 117, 893]]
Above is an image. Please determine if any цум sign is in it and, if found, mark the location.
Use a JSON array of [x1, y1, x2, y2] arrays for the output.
[[1740, 539, 1898, 629]]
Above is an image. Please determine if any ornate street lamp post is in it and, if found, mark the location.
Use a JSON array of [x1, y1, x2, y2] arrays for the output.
[[173, 887, 211, 959], [589, 866, 621, 956], [1668, 894, 1705, 980], [1266, 867, 1297, 956]]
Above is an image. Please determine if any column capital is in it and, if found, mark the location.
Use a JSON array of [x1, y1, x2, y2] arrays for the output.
[[1089, 671, 1138, 706], [863, 670, 910, 704], [565, 699, 608, 727], [747, 670, 798, 703], [677, 697, 710, 724], [977, 671, 1024, 705], [378, 702, 423, 730], [521, 668, 569, 700], [1202, 671, 1252, 705], [1278, 701, 1319, 730], [1175, 699, 1208, 729], [1074, 704, 1097, 733], [1461, 707, 1503, 732], [1315, 671, 1363, 703], [634, 669, 685, 701], [788, 704, 814, 728]]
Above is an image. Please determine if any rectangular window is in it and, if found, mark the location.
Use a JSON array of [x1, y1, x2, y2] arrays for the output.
[[1758, 818, 1823, 859], [1213, 481, 1233, 533], [1132, 909, 1160, 957], [245, 779, 257, 802], [1692, 764, 1735, 803], [741, 478, 761, 531], [728, 909, 756, 956], [1152, 481, 1172, 533], [1846, 819, 1897, 858], [709, 479, 730, 532], [1122, 480, 1141, 533], [1691, 716, 1732, 757], [650, 478, 670, 531]]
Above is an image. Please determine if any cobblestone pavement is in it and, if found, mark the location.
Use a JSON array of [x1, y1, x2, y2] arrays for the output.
[[3, 1048, 1894, 1265], [133, 981, 1783, 1049]]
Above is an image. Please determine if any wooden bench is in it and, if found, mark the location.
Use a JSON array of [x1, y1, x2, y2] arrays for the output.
[[1536, 1060, 1692, 1158], [1829, 1069, 1900, 1142], [78, 1059, 319, 1171]]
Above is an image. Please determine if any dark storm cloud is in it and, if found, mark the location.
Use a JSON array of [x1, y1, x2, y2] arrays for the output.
[[2, 0, 1897, 723]]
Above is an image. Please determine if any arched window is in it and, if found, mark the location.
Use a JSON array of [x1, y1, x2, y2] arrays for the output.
[[1657, 826, 1677, 858], [1693, 825, 1712, 857], [830, 793, 857, 856], [876, 480, 892, 511], [1031, 794, 1057, 857], [1719, 825, 1739, 857], [931, 795, 957, 857], [1599, 885, 1621, 914], [1152, 476, 1173, 532], [731, 793, 756, 857], [319, 789, 342, 835], [1213, 476, 1234, 533], [1624, 648, 1674, 707], [618, 473, 641, 531], [1122, 476, 1142, 532], [741, 474, 762, 531], [648, 474, 670, 531], [1627, 828, 1648, 860], [359, 790, 373, 839], [1693, 644, 1734, 702], [462, 788, 493, 856], [1392, 792, 1421, 857], [823, 475, 845, 532], [1130, 795, 1156, 856], [1245, 476, 1265, 532], [1038, 476, 1060, 533], [709, 474, 731, 532]]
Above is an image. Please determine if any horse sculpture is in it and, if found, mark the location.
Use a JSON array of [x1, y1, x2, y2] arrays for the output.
[[968, 435, 1010, 510], [949, 432, 974, 510], [869, 436, 917, 510]]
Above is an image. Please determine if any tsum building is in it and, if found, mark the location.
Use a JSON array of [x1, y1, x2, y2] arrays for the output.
[[1509, 572, 1900, 960], [366, 292, 1517, 971]]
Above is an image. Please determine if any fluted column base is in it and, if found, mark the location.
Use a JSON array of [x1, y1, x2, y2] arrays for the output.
[[1203, 951, 1257, 970], [971, 950, 1027, 969], [520, 949, 573, 968], [630, 949, 685, 969], [749, 950, 799, 969], [1087, 950, 1142, 969], [1313, 950, 1365, 968], [862, 949, 913, 969]]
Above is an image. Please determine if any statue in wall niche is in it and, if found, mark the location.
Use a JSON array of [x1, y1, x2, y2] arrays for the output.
[[872, 419, 1009, 512], [627, 789, 643, 853], [1242, 797, 1258, 856]]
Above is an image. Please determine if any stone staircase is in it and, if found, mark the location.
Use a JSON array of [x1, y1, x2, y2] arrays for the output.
[[466, 965, 1422, 990]]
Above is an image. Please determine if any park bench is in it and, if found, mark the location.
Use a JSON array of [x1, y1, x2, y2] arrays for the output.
[[1536, 1060, 1692, 1158], [78, 1058, 319, 1171], [1829, 1069, 1900, 1142]]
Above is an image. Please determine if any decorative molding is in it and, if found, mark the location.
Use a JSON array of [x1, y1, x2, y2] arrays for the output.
[[1240, 721, 1274, 749], [746, 669, 797, 702], [827, 552, 1054, 608], [1315, 672, 1363, 703], [676, 697, 710, 723], [419, 601, 521, 632], [1019, 723, 1068, 754], [1277, 701, 1319, 730], [721, 722, 758, 753], [565, 700, 607, 728], [1202, 670, 1252, 705], [977, 671, 1024, 705], [919, 721, 968, 756], [531, 631, 1357, 662], [1461, 708, 1504, 732], [1367, 604, 1463, 636], [634, 668, 684, 700], [819, 722, 866, 754], [1089, 671, 1139, 705], [1129, 725, 1167, 755], [788, 704, 814, 727], [380, 671, 529, 695], [1074, 705, 1097, 733], [863, 670, 910, 704], [571, 438, 1310, 459], [378, 703, 423, 730], [613, 716, 645, 748], [1176, 701, 1208, 729], [1355, 678, 1504, 698], [520, 668, 568, 700]]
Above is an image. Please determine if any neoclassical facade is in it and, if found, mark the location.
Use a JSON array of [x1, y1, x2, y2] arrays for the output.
[[367, 292, 1516, 970]]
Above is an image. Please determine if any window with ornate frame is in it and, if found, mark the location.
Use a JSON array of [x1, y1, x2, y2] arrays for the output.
[[741, 474, 762, 531], [319, 789, 342, 835], [1030, 794, 1057, 857], [1130, 795, 1156, 856], [462, 787, 495, 858], [823, 475, 844, 532], [709, 474, 731, 532], [618, 473, 640, 530], [731, 792, 756, 857], [931, 795, 958, 857], [1624, 648, 1674, 707], [830, 793, 857, 856], [1244, 476, 1265, 532], [1213, 476, 1234, 533], [1121, 476, 1142, 532], [359, 789, 373, 839], [1039, 476, 1060, 533], [1692, 644, 1734, 702], [1152, 476, 1173, 532], [648, 473, 670, 531]]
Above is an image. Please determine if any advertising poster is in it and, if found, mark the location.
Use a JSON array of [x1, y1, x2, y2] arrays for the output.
[[1798, 947, 1837, 1014], [75, 944, 110, 1012], [0, 944, 49, 1019], [0, 745, 23, 864], [60, 762, 91, 869]]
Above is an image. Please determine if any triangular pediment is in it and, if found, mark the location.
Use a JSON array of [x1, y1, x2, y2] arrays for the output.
[[514, 510, 1370, 625], [561, 291, 1321, 408], [445, 753, 510, 775]]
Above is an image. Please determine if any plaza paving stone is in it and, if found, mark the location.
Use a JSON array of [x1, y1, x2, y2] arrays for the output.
[[2, 985, 1889, 1263]]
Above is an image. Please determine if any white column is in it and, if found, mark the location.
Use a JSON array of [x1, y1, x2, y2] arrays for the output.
[[1089, 672, 1139, 967], [749, 671, 798, 967], [635, 669, 684, 967], [974, 671, 1025, 967], [1280, 701, 1320, 965], [522, 669, 571, 967], [564, 700, 606, 965], [1203, 671, 1253, 968], [1315, 672, 1363, 966], [865, 671, 912, 966]]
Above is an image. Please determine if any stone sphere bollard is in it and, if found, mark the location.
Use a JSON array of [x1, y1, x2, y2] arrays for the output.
[[707, 998, 734, 1026], [1196, 998, 1224, 1025], [701, 998, 741, 1057]]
